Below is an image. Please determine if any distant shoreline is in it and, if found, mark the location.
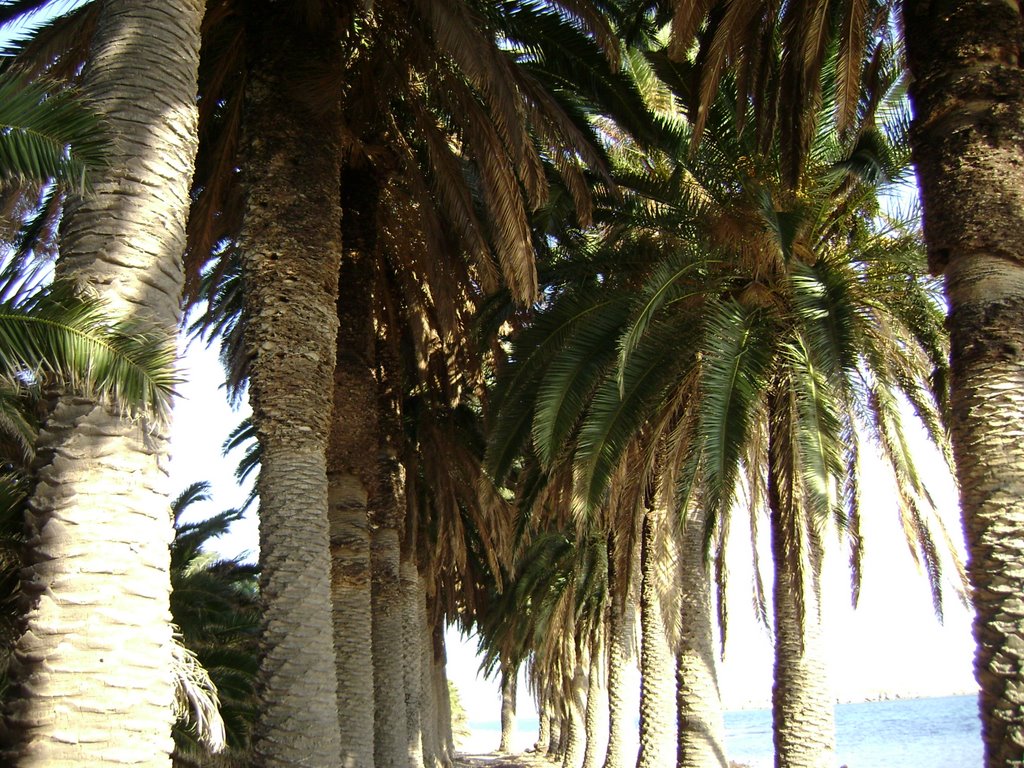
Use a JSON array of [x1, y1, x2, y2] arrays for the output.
[[724, 688, 978, 711]]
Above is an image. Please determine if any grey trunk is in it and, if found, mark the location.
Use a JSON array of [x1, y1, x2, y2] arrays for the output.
[[535, 708, 551, 755], [373, 526, 408, 768], [330, 167, 381, 768], [676, 507, 727, 768], [401, 561, 426, 768], [3, 0, 202, 764], [561, 665, 587, 768], [636, 507, 676, 768], [602, 554, 629, 768], [499, 662, 518, 752], [581, 651, 604, 768], [240, 5, 345, 764], [904, 2, 1024, 765], [767, 391, 836, 768]]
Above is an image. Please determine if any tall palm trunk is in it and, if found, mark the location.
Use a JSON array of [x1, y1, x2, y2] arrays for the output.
[[535, 707, 551, 755], [240, 4, 344, 764], [420, 616, 441, 768], [329, 164, 382, 768], [636, 505, 676, 768], [372, 460, 409, 768], [767, 390, 835, 768], [499, 660, 518, 752], [401, 560, 426, 768], [676, 507, 727, 768], [561, 664, 587, 768], [602, 536, 629, 768], [903, 3, 1024, 765], [547, 709, 563, 758], [3, 1, 201, 764], [581, 651, 604, 768], [434, 627, 455, 768]]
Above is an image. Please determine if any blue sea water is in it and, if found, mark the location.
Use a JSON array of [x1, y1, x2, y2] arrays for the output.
[[466, 694, 982, 767], [725, 694, 981, 768]]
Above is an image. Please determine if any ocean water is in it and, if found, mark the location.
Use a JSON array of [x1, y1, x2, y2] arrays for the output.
[[462, 694, 982, 767], [726, 694, 981, 768]]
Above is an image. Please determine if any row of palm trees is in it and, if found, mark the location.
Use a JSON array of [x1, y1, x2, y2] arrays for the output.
[[0, 1, 1022, 768]]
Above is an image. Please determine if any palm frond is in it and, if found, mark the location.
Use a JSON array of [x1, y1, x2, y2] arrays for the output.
[[0, 71, 109, 188]]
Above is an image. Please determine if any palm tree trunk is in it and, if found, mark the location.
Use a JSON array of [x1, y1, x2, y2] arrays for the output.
[[240, 4, 344, 764], [767, 390, 835, 768], [420, 617, 441, 768], [676, 507, 727, 768], [535, 707, 551, 755], [602, 541, 628, 768], [582, 651, 604, 768], [4, 1, 201, 764], [499, 661, 518, 752], [401, 560, 426, 768], [435, 631, 455, 768], [329, 165, 381, 768], [373, 524, 409, 768], [562, 665, 587, 768], [636, 506, 676, 768], [547, 711, 563, 758], [903, 4, 1024, 766]]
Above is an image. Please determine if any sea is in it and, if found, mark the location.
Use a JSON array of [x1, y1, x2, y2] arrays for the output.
[[725, 694, 981, 767], [461, 694, 982, 767]]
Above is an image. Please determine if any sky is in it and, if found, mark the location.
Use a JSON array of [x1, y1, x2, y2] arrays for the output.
[[168, 333, 977, 728]]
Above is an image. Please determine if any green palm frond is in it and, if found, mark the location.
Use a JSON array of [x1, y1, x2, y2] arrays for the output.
[[531, 296, 630, 468], [698, 300, 774, 525], [0, 277, 177, 418], [0, 70, 108, 188]]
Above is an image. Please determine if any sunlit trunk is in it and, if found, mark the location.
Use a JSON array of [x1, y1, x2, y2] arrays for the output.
[[767, 389, 835, 768], [636, 505, 676, 768], [499, 660, 518, 752], [676, 506, 727, 768], [3, 1, 201, 764], [904, 2, 1024, 765], [582, 651, 604, 768]]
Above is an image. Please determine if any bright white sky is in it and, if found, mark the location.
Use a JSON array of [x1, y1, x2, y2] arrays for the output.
[[168, 333, 977, 726]]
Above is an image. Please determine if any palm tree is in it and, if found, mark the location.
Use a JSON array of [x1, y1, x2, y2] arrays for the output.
[[183, 2, 626, 761], [652, 1, 1023, 761], [598, 56, 954, 768], [0, 1, 202, 763], [487, 36, 960, 768], [900, 6, 1024, 765]]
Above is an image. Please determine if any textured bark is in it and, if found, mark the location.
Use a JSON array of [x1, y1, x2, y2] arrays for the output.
[[561, 666, 586, 768], [602, 562, 628, 768], [401, 562, 426, 768], [547, 713, 563, 758], [240, 4, 344, 765], [329, 168, 382, 768], [676, 508, 727, 768], [499, 662, 518, 752], [636, 508, 675, 768], [581, 651, 604, 768], [767, 393, 836, 768], [373, 526, 408, 768], [903, 3, 1024, 765], [436, 633, 455, 768], [2, 1, 201, 764], [534, 708, 551, 755], [420, 623, 440, 768]]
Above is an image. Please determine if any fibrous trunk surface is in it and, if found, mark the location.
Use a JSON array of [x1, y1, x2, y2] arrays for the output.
[[904, 2, 1024, 765], [676, 506, 727, 768], [4, 0, 201, 764], [240, 3, 344, 764]]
